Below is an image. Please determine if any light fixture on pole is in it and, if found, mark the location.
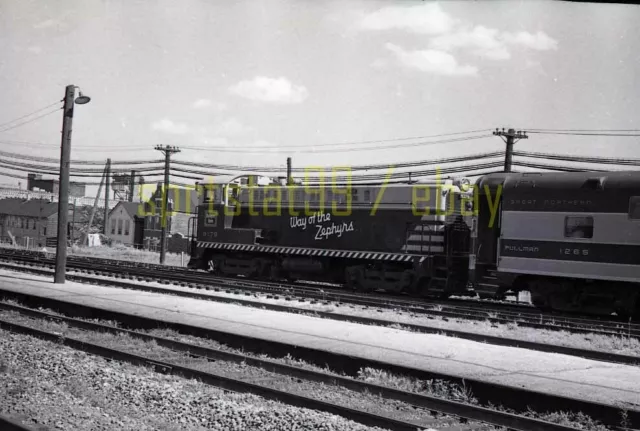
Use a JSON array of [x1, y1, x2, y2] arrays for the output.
[[54, 85, 91, 284]]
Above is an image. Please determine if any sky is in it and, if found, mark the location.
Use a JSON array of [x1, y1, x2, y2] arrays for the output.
[[0, 0, 639, 197]]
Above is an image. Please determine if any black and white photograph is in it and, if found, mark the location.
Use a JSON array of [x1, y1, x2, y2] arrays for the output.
[[0, 1, 639, 430]]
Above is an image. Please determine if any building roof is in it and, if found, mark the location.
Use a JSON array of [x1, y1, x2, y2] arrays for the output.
[[0, 198, 58, 217], [109, 201, 143, 220]]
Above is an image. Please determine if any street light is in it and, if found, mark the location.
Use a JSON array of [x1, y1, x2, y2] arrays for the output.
[[54, 85, 91, 284]]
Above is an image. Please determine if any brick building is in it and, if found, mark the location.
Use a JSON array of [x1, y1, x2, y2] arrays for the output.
[[0, 198, 83, 248]]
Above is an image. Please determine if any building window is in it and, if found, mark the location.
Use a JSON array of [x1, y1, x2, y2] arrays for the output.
[[629, 197, 640, 220], [111, 220, 116, 235], [564, 216, 593, 239], [117, 219, 123, 235], [125, 220, 130, 236], [364, 190, 371, 202]]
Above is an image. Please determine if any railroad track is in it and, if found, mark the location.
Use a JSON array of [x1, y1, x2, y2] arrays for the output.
[[0, 415, 36, 431], [1, 248, 639, 341], [0, 299, 623, 431]]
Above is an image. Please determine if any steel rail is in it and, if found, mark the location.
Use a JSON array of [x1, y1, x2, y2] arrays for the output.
[[1, 248, 639, 336], [1, 252, 638, 341], [0, 415, 37, 431], [0, 301, 580, 431], [0, 287, 636, 429], [0, 319, 429, 431], [2, 260, 640, 368]]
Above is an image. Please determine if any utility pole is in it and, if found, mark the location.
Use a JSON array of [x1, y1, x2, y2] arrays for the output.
[[86, 165, 107, 245], [54, 84, 91, 284], [493, 128, 528, 173], [155, 145, 181, 264], [103, 158, 111, 235]]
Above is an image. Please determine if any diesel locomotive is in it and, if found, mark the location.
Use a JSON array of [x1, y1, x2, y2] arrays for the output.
[[187, 170, 640, 319]]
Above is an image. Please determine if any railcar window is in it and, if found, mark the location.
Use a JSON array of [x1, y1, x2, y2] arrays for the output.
[[629, 197, 640, 220], [564, 216, 593, 239]]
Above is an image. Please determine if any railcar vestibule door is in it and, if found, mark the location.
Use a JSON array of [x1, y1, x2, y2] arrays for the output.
[[476, 184, 503, 266]]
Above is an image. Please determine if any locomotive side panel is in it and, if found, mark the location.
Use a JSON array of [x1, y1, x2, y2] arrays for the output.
[[233, 206, 444, 253]]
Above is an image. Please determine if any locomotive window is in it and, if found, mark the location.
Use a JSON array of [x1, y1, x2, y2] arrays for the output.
[[629, 197, 640, 220], [564, 216, 593, 239]]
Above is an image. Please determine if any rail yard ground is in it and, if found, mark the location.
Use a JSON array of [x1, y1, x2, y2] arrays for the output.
[[67, 270, 640, 358], [0, 268, 639, 431], [0, 244, 185, 267]]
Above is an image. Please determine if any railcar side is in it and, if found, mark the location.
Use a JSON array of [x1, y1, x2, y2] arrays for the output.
[[471, 171, 640, 318]]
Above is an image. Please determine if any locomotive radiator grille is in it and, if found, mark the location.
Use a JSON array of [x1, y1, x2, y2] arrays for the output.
[[196, 241, 427, 263]]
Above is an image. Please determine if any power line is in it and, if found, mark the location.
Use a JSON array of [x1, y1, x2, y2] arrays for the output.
[[525, 128, 640, 132], [0, 108, 62, 133], [0, 100, 62, 130], [171, 150, 504, 173], [182, 133, 494, 154], [525, 131, 640, 137], [0, 149, 162, 166], [514, 150, 640, 166]]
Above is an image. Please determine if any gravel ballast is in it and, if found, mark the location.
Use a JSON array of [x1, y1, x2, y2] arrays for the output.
[[0, 329, 401, 431]]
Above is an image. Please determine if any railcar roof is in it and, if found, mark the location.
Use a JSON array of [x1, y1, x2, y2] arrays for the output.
[[477, 171, 640, 191]]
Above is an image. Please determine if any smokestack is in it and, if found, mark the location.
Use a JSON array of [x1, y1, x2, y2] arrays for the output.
[[286, 157, 292, 185]]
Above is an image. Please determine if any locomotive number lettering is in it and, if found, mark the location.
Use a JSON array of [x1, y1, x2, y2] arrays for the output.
[[202, 231, 218, 239], [559, 248, 589, 256]]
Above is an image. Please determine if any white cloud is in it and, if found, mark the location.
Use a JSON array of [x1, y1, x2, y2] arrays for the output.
[[430, 26, 557, 60], [229, 77, 308, 104], [385, 43, 478, 76], [27, 46, 42, 54], [151, 119, 191, 135], [430, 25, 511, 60], [359, 3, 457, 35], [361, 4, 558, 74], [192, 99, 212, 108], [502, 31, 559, 51]]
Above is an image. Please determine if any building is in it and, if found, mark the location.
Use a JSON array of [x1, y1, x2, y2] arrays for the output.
[[27, 173, 86, 198], [0, 198, 83, 248], [106, 201, 144, 247], [142, 183, 198, 252]]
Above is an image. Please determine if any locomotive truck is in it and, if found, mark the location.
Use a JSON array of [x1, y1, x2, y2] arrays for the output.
[[187, 170, 640, 319]]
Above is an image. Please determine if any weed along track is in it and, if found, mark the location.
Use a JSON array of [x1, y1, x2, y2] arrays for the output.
[[0, 294, 636, 430]]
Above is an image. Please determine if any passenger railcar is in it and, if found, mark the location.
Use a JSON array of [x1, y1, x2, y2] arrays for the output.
[[471, 171, 640, 318], [188, 176, 473, 297]]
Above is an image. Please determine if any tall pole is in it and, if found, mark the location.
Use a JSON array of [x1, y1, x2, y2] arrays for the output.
[[286, 157, 292, 185], [155, 145, 181, 264], [71, 197, 77, 244], [493, 128, 528, 173], [86, 165, 107, 244], [54, 85, 76, 284], [103, 158, 111, 234], [129, 170, 136, 202]]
